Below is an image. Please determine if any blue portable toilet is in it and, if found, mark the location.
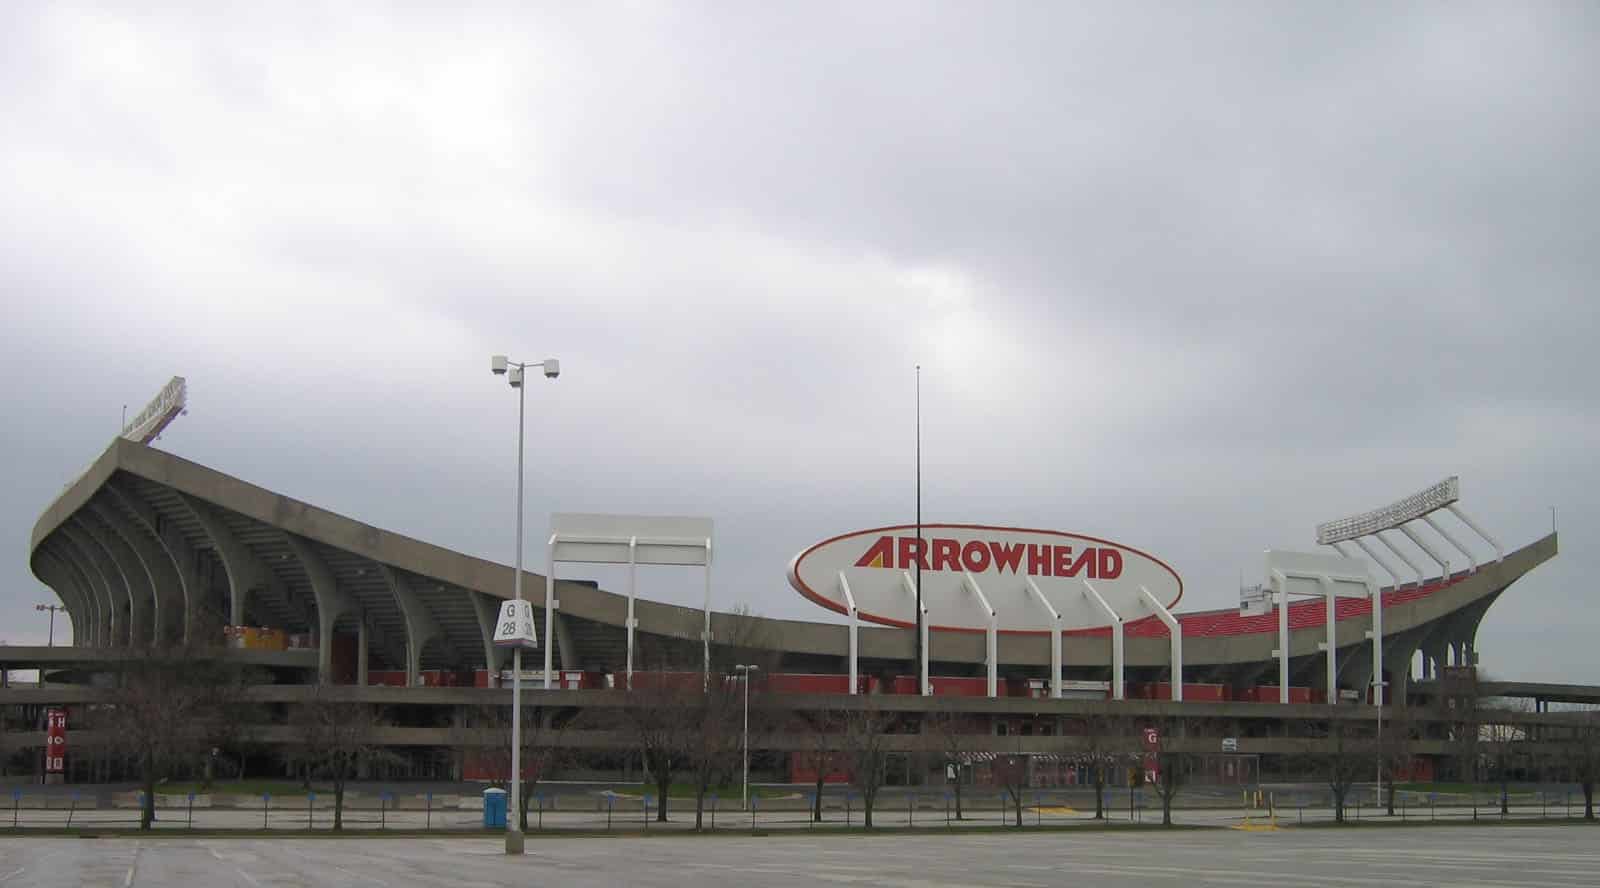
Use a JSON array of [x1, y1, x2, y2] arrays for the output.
[[483, 788, 508, 828]]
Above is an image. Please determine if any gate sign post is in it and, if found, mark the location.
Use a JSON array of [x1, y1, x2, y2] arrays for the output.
[[45, 708, 67, 775], [549, 514, 714, 690], [492, 600, 538, 649]]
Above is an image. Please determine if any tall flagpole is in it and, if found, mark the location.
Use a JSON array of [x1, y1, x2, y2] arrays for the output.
[[915, 364, 923, 687]]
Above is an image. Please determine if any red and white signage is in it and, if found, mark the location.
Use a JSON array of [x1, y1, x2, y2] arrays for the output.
[[44, 708, 66, 774], [788, 524, 1182, 632]]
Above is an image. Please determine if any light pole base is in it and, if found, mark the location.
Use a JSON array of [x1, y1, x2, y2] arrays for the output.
[[504, 829, 525, 855]]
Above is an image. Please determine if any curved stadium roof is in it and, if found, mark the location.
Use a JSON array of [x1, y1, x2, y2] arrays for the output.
[[31, 438, 1556, 699]]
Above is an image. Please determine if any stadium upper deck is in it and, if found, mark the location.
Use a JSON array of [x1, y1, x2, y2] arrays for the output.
[[28, 437, 1556, 703]]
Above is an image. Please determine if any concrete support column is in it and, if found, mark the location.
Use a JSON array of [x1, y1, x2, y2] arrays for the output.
[[48, 546, 100, 647], [470, 592, 510, 685], [59, 525, 123, 647], [551, 609, 577, 675], [178, 495, 253, 626], [79, 512, 155, 647], [108, 482, 199, 645], [381, 565, 440, 686], [285, 535, 360, 684], [92, 501, 185, 647], [33, 553, 87, 647]]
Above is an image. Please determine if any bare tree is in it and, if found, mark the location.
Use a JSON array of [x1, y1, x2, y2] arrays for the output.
[[1301, 717, 1377, 824], [620, 668, 698, 823], [925, 710, 978, 820], [617, 606, 778, 825], [1147, 716, 1193, 827], [456, 704, 573, 832], [1074, 704, 1130, 820], [1481, 699, 1530, 816], [994, 751, 1031, 827], [1567, 710, 1600, 821], [1378, 702, 1417, 817], [840, 701, 894, 828], [794, 707, 846, 822], [683, 674, 748, 831], [1436, 666, 1484, 784], [288, 687, 387, 831], [98, 647, 245, 830]]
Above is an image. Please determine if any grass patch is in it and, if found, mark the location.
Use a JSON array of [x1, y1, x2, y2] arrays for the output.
[[1392, 782, 1510, 795], [586, 783, 792, 801]]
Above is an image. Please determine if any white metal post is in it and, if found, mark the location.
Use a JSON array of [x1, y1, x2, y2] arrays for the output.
[[962, 572, 997, 698], [1353, 537, 1403, 588], [987, 618, 998, 698], [1025, 578, 1062, 699], [1082, 580, 1123, 701], [703, 541, 713, 691], [920, 611, 930, 696], [838, 572, 858, 695], [1446, 504, 1503, 561], [626, 536, 637, 690], [1274, 569, 1290, 704], [509, 367, 526, 852], [1368, 580, 1383, 706], [1139, 585, 1182, 702], [739, 664, 757, 810], [1370, 576, 1385, 802], [544, 540, 556, 690], [1374, 532, 1425, 587], [1423, 515, 1477, 572], [1399, 524, 1449, 579], [1320, 576, 1337, 705], [900, 570, 930, 695], [743, 667, 749, 810]]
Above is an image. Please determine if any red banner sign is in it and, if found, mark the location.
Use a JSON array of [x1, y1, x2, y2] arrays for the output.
[[45, 708, 66, 774]]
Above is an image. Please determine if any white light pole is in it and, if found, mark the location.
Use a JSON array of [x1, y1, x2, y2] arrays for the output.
[[35, 604, 63, 647], [490, 353, 560, 856], [1375, 677, 1388, 808], [737, 664, 759, 810]]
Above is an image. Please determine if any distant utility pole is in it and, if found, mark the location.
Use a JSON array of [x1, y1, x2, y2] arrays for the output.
[[914, 364, 923, 685], [36, 603, 64, 646]]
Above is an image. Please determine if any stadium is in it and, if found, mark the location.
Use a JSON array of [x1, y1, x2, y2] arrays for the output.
[[1, 380, 1581, 797]]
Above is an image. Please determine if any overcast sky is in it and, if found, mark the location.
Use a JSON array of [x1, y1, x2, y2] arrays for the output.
[[3, 3, 1595, 682]]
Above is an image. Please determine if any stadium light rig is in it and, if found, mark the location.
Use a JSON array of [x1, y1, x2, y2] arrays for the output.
[[120, 377, 188, 444], [1314, 476, 1504, 594], [1315, 477, 1460, 545]]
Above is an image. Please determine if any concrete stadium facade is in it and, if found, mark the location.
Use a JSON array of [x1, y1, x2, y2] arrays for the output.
[[22, 438, 1556, 702]]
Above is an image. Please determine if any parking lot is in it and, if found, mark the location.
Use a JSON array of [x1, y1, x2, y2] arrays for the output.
[[1, 823, 1596, 887]]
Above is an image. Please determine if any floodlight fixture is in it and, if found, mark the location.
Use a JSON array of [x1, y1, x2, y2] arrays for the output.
[[121, 376, 188, 444], [542, 358, 560, 379], [508, 366, 524, 388], [1315, 476, 1460, 545], [491, 355, 509, 375]]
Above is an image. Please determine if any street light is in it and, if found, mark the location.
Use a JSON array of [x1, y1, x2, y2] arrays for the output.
[[490, 353, 560, 856], [737, 664, 759, 810], [35, 604, 64, 647]]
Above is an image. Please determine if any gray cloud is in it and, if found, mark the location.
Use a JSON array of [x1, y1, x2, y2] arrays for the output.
[[1, 3, 1594, 681]]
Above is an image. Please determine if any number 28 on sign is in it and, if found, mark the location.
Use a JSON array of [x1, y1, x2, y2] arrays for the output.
[[492, 600, 538, 648]]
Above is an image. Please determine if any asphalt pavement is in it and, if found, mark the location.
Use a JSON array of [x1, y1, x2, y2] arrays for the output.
[[1, 823, 1596, 887]]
